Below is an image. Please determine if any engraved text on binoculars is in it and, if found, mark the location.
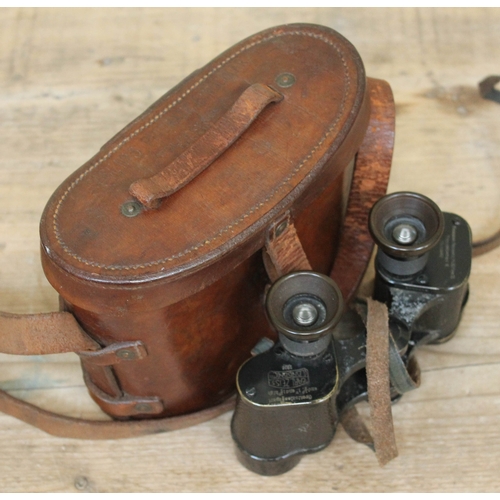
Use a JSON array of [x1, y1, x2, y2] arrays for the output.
[[268, 368, 310, 388], [439, 225, 457, 280], [267, 386, 317, 404], [266, 368, 318, 404]]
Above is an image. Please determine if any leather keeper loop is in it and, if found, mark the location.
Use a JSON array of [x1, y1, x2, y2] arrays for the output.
[[84, 372, 164, 417], [79, 341, 148, 366], [264, 215, 312, 281]]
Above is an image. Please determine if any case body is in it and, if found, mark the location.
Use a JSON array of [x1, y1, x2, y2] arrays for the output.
[[39, 24, 370, 419]]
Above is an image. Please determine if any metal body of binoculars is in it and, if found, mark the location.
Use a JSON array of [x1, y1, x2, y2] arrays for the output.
[[231, 192, 472, 476]]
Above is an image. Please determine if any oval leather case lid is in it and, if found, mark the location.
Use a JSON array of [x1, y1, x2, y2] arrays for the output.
[[40, 24, 367, 285]]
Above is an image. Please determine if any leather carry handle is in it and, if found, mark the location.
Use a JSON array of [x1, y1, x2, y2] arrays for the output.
[[129, 83, 283, 209]]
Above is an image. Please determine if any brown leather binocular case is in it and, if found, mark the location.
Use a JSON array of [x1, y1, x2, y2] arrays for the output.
[[0, 24, 394, 439]]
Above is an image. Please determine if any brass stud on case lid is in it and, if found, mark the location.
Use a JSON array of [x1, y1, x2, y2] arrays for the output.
[[121, 201, 143, 218], [276, 73, 296, 88]]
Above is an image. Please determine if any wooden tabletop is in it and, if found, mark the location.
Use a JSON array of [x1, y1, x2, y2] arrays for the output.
[[0, 8, 499, 492]]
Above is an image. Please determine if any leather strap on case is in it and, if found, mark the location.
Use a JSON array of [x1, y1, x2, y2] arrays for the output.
[[0, 78, 394, 440], [0, 388, 235, 439], [0, 310, 234, 436], [331, 78, 394, 304], [263, 213, 312, 282], [0, 310, 99, 354]]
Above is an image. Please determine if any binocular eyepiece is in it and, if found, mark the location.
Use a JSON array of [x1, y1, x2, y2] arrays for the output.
[[369, 192, 445, 277], [266, 272, 343, 356]]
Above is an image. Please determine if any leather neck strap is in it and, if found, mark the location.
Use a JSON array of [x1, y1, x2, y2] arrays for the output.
[[331, 78, 394, 303]]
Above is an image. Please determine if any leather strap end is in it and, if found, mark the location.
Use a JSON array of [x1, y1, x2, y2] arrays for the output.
[[366, 297, 398, 466]]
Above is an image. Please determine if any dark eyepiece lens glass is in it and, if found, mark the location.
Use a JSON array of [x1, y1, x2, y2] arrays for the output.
[[292, 302, 318, 326], [383, 215, 426, 247], [282, 294, 326, 330], [392, 223, 418, 245]]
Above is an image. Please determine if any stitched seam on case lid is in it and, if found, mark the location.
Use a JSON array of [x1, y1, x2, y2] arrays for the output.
[[53, 30, 352, 271]]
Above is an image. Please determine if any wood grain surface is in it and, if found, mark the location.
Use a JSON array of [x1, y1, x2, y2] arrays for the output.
[[0, 7, 499, 492]]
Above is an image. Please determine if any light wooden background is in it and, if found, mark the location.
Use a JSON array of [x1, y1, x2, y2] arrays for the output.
[[0, 8, 499, 493]]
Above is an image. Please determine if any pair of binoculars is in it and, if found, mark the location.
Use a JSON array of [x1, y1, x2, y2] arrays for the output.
[[231, 192, 472, 476]]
